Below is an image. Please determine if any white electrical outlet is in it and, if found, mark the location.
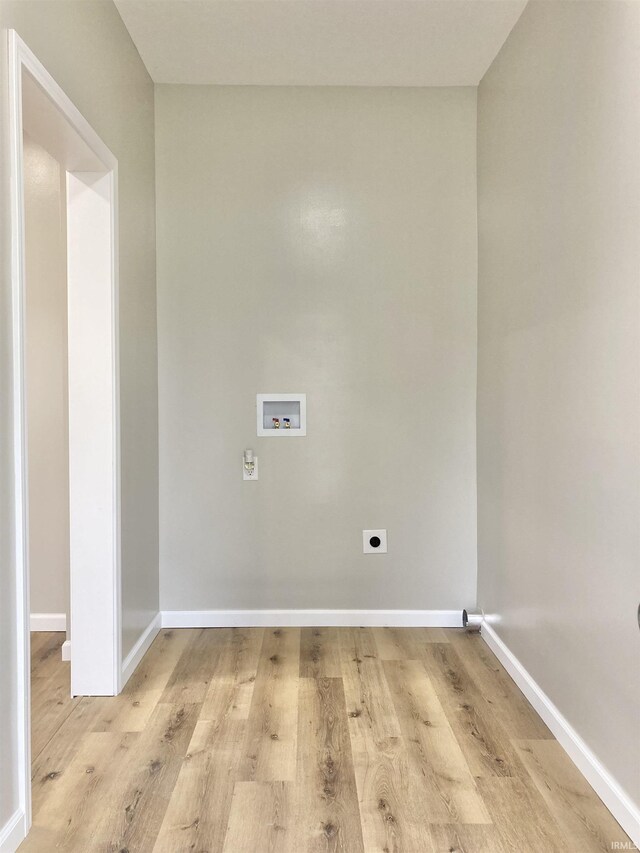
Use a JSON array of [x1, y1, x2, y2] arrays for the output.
[[243, 456, 259, 480], [363, 529, 387, 553]]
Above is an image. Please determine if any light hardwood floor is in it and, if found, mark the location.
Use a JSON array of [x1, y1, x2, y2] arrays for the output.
[[22, 628, 630, 852]]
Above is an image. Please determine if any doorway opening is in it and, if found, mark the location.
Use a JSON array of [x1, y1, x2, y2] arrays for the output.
[[23, 130, 75, 768], [8, 29, 121, 831]]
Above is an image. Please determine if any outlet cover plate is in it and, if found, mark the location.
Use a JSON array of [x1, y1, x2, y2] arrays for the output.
[[363, 529, 387, 554], [243, 456, 259, 480]]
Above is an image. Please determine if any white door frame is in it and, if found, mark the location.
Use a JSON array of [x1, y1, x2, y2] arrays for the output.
[[7, 28, 121, 832]]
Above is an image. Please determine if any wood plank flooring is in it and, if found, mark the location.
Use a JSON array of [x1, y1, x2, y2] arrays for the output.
[[22, 628, 631, 852]]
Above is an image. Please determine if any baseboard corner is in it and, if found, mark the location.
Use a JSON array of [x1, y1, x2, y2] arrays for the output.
[[61, 639, 71, 661], [0, 809, 26, 853], [481, 621, 640, 847], [121, 612, 161, 688]]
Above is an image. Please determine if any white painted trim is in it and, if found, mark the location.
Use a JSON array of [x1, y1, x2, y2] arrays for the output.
[[13, 36, 116, 167], [8, 27, 33, 840], [0, 809, 26, 853], [7, 28, 121, 843], [481, 621, 640, 847], [66, 169, 120, 697], [161, 609, 463, 628], [121, 613, 161, 688], [61, 640, 71, 662], [29, 613, 66, 632]]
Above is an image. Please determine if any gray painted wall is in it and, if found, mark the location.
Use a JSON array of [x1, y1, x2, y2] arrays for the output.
[[477, 0, 640, 805], [24, 135, 70, 620], [0, 0, 159, 832], [156, 85, 478, 612]]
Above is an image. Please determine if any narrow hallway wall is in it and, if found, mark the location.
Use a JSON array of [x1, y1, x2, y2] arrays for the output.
[[477, 0, 640, 809], [24, 135, 69, 623]]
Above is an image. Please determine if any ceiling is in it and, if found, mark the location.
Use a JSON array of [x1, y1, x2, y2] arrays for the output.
[[114, 0, 528, 88]]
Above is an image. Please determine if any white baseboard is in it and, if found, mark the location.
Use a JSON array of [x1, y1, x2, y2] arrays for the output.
[[61, 640, 71, 661], [481, 621, 640, 847], [161, 609, 463, 629], [0, 809, 26, 853], [121, 613, 161, 688], [30, 612, 66, 632]]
